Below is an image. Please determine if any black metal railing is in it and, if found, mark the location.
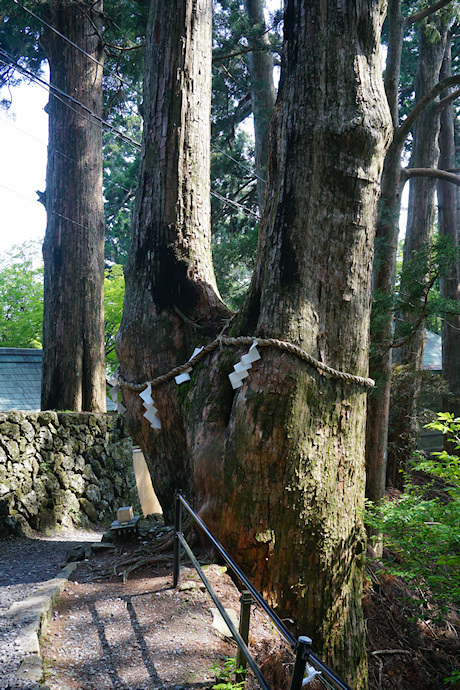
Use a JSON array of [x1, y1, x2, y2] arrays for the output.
[[173, 492, 352, 690]]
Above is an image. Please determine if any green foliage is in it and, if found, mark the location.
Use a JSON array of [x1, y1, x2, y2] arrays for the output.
[[371, 235, 460, 358], [210, 0, 281, 308], [367, 414, 460, 608], [104, 264, 125, 371], [418, 413, 460, 500], [366, 487, 460, 608], [211, 656, 245, 690], [0, 240, 43, 348]]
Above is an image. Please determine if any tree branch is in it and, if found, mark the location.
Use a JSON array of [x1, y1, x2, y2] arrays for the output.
[[401, 167, 460, 187], [405, 0, 454, 27], [396, 74, 460, 143], [437, 87, 460, 111]]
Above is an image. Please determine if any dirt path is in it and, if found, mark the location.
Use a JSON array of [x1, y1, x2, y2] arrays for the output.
[[39, 549, 289, 690], [0, 528, 104, 690]]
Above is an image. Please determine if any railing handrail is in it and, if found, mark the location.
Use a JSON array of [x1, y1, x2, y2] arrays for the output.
[[173, 492, 352, 690]]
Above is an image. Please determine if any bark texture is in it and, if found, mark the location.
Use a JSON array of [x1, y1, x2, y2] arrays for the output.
[[438, 36, 460, 419], [41, 0, 106, 412], [366, 0, 404, 504], [117, 1, 391, 686], [387, 15, 449, 485], [243, 0, 276, 210]]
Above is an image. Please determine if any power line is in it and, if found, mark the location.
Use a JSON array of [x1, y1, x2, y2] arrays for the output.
[[0, 51, 142, 150], [211, 190, 260, 220], [211, 142, 265, 183], [10, 0, 273, 188], [12, 0, 143, 98]]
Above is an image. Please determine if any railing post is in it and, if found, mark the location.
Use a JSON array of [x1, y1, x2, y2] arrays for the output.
[[290, 636, 313, 690], [173, 491, 182, 587], [236, 590, 252, 685]]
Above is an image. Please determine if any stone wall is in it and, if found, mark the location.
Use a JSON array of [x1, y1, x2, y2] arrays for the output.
[[0, 411, 140, 535]]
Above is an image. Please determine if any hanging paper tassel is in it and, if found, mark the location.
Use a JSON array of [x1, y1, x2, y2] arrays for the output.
[[139, 383, 161, 429], [107, 376, 126, 413], [175, 346, 204, 385], [228, 341, 261, 389]]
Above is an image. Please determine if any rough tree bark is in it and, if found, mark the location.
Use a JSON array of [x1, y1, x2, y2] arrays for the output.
[[386, 15, 449, 487], [438, 35, 460, 419], [41, 0, 106, 412], [116, 0, 391, 685], [243, 0, 276, 210], [365, 0, 454, 505]]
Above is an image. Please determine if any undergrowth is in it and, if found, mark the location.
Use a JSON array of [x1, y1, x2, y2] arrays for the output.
[[366, 413, 460, 613]]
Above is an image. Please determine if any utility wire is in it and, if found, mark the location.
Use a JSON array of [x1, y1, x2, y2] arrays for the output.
[[0, 115, 134, 196], [12, 0, 143, 98], [211, 142, 265, 183], [0, 51, 142, 150], [211, 190, 260, 220], [0, 182, 97, 233], [10, 1, 265, 186]]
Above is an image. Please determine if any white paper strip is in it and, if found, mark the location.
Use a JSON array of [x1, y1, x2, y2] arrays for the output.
[[229, 371, 245, 389], [139, 383, 152, 403], [241, 342, 261, 366], [234, 360, 251, 373], [117, 401, 126, 414], [302, 664, 322, 686], [175, 371, 191, 385], [109, 385, 119, 403], [143, 402, 161, 429], [174, 346, 204, 385], [107, 376, 118, 387]]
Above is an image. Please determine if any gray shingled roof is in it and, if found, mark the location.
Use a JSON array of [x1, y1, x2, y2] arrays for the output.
[[0, 348, 42, 412], [0, 348, 116, 412]]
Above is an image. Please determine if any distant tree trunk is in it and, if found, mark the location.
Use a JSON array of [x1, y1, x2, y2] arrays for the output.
[[387, 17, 449, 486], [366, 0, 452, 503], [243, 0, 276, 210], [366, 0, 404, 505], [117, 0, 391, 685], [438, 35, 460, 420], [41, 0, 106, 412]]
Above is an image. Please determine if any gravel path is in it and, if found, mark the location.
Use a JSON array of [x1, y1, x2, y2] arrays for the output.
[[0, 529, 103, 690]]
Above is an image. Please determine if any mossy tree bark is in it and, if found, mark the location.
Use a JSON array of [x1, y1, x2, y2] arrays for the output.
[[116, 0, 391, 686], [41, 0, 106, 412]]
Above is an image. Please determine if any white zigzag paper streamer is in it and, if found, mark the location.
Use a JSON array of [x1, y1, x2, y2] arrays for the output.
[[107, 377, 125, 413], [228, 341, 261, 389], [175, 346, 204, 385], [140, 383, 161, 429]]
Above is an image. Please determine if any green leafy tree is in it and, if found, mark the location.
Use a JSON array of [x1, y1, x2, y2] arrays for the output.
[[0, 240, 43, 348], [104, 264, 125, 370]]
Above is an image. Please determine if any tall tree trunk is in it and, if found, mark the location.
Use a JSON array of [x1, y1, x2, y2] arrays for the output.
[[438, 35, 460, 419], [243, 0, 276, 210], [117, 0, 391, 685], [366, 0, 404, 505], [41, 0, 106, 412], [387, 16, 449, 485]]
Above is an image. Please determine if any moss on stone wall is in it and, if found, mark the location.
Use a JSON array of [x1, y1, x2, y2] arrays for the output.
[[0, 412, 139, 536]]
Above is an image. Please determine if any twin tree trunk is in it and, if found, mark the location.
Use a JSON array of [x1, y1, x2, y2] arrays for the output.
[[116, 0, 391, 686], [41, 0, 106, 412]]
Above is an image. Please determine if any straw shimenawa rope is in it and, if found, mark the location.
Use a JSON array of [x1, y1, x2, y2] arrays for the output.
[[115, 336, 375, 392]]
